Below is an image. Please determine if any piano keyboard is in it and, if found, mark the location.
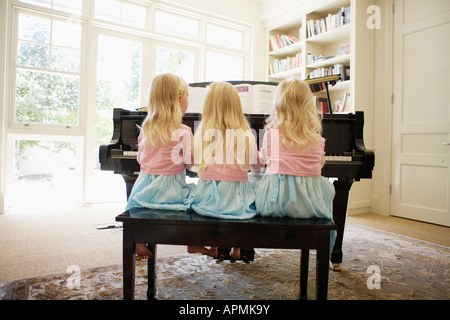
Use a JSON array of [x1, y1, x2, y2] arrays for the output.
[[324, 155, 352, 162], [112, 150, 353, 162]]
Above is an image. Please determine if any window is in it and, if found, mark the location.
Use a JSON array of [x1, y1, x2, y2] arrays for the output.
[[89, 33, 144, 203], [5, 0, 252, 209], [95, 0, 148, 29], [155, 10, 200, 40], [19, 0, 83, 15], [14, 12, 82, 126], [207, 22, 245, 51], [206, 51, 245, 81], [9, 137, 82, 208], [155, 45, 196, 83]]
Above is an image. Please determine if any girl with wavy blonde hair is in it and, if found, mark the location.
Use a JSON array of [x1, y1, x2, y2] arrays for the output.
[[187, 82, 262, 260], [125, 73, 194, 259], [256, 79, 336, 236], [140, 73, 188, 147]]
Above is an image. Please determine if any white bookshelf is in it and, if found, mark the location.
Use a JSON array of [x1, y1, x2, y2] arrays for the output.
[[306, 53, 350, 69], [265, 0, 374, 114], [269, 41, 302, 57], [306, 23, 351, 43]]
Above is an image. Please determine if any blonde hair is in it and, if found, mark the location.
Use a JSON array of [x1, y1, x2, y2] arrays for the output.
[[266, 79, 323, 152], [194, 82, 256, 172], [140, 73, 188, 147]]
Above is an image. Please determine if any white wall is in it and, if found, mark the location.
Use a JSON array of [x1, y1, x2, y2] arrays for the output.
[[0, 0, 8, 214]]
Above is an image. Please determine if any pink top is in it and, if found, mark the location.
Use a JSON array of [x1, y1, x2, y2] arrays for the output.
[[199, 134, 262, 182], [259, 128, 325, 177], [137, 124, 193, 175]]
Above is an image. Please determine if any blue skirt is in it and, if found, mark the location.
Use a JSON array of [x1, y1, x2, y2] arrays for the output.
[[187, 179, 257, 219], [125, 170, 195, 212], [255, 174, 335, 219], [255, 174, 336, 253]]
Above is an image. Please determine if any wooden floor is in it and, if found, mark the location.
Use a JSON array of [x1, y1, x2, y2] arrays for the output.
[[347, 213, 450, 247]]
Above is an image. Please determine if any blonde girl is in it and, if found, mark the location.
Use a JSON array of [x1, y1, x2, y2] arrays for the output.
[[256, 79, 335, 222], [125, 73, 194, 259], [186, 82, 262, 259]]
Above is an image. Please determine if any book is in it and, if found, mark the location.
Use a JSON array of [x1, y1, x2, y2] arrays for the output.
[[306, 6, 351, 38], [333, 92, 350, 113], [313, 96, 330, 113], [187, 83, 277, 115], [269, 33, 299, 52], [234, 83, 277, 114], [187, 86, 208, 113], [270, 51, 302, 75]]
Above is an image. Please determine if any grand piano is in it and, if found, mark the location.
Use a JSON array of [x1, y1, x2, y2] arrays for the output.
[[99, 80, 374, 271]]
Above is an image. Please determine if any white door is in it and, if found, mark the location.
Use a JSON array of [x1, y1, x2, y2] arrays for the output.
[[391, 0, 450, 226]]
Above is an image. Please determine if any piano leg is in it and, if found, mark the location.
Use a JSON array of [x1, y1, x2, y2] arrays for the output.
[[330, 179, 354, 271], [121, 174, 138, 199]]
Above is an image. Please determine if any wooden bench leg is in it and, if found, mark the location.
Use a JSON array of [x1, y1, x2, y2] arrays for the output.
[[316, 231, 331, 300], [300, 249, 309, 300], [147, 244, 156, 300], [122, 224, 135, 300]]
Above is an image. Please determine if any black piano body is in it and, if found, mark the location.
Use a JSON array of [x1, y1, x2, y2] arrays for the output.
[[99, 106, 374, 270]]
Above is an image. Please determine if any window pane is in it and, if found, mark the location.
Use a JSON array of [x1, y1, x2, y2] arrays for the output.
[[156, 46, 195, 83], [95, 35, 142, 149], [18, 13, 50, 44], [51, 47, 80, 72], [19, 0, 51, 9], [15, 70, 80, 125], [207, 24, 244, 50], [95, 0, 121, 24], [19, 0, 82, 14], [93, 35, 143, 203], [206, 51, 244, 81], [53, 0, 83, 15], [10, 139, 81, 208], [155, 10, 199, 40], [122, 2, 147, 28], [95, 0, 147, 28], [96, 35, 142, 114], [52, 20, 82, 49], [17, 41, 49, 68]]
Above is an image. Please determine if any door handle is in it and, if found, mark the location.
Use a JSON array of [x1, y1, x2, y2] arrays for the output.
[[442, 142, 450, 145]]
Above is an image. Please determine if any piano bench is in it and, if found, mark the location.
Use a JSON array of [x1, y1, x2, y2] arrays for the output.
[[116, 208, 337, 300]]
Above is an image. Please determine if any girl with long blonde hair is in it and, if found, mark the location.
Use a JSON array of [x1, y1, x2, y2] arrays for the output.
[[256, 79, 335, 223], [186, 82, 262, 259], [125, 73, 194, 259]]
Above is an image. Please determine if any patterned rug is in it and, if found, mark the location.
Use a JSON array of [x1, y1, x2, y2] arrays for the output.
[[1, 224, 449, 300]]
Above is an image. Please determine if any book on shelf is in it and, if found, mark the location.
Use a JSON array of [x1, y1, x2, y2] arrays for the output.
[[269, 33, 299, 52], [313, 96, 330, 113], [269, 52, 302, 75], [306, 6, 351, 38], [337, 42, 351, 55], [187, 83, 277, 115], [308, 64, 349, 80], [309, 82, 328, 93], [333, 92, 350, 113]]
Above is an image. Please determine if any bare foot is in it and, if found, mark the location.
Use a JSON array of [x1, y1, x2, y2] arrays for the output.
[[187, 246, 218, 258], [136, 243, 153, 259], [230, 247, 240, 260]]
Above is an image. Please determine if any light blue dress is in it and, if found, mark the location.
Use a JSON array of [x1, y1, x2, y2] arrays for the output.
[[256, 174, 335, 219], [255, 173, 336, 252], [186, 179, 257, 219], [125, 170, 195, 212]]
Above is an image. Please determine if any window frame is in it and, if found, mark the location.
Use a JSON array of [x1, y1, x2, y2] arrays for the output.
[[9, 7, 87, 133]]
